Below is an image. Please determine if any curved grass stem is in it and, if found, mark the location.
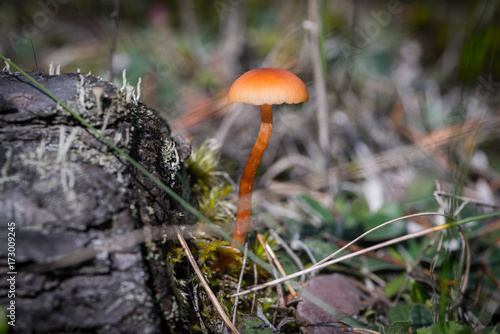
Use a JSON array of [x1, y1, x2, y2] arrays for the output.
[[232, 210, 500, 297]]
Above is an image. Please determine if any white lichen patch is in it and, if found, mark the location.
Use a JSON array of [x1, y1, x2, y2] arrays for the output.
[[121, 69, 127, 91], [135, 77, 142, 102], [161, 140, 181, 187], [92, 86, 105, 115], [164, 298, 180, 323], [2, 58, 11, 73], [57, 126, 79, 163], [125, 84, 134, 103], [76, 74, 94, 110], [100, 110, 112, 132], [113, 131, 123, 145]]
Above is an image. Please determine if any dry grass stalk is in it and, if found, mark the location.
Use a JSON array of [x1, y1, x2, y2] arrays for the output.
[[232, 243, 248, 324], [175, 228, 240, 334], [256, 233, 286, 308], [232, 213, 461, 297]]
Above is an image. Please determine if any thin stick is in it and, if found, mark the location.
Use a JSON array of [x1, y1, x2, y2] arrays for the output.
[[251, 261, 258, 313], [474, 267, 483, 305], [176, 228, 239, 334], [312, 212, 447, 268], [190, 283, 206, 332], [430, 232, 445, 323], [456, 226, 470, 306], [29, 36, 38, 70], [265, 243, 297, 297], [108, 0, 120, 82], [434, 190, 499, 208], [232, 243, 248, 324], [308, 0, 330, 159], [268, 229, 306, 283], [256, 233, 285, 308], [231, 211, 500, 297]]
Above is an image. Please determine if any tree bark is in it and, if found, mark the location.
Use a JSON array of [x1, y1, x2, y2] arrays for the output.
[[0, 70, 192, 333]]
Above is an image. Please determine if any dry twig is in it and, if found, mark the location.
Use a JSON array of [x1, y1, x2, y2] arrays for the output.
[[232, 213, 464, 297], [256, 233, 286, 308], [265, 242, 297, 297], [312, 212, 447, 269], [176, 228, 240, 334], [232, 243, 248, 324], [307, 0, 330, 159], [268, 228, 306, 284]]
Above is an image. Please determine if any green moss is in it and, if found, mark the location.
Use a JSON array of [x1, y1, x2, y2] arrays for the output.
[[186, 140, 223, 190], [186, 140, 234, 228]]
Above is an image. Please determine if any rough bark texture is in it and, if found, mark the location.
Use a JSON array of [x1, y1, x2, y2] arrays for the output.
[[0, 71, 192, 333]]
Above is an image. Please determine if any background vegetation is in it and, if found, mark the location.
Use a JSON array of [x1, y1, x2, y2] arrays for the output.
[[1, 0, 500, 332]]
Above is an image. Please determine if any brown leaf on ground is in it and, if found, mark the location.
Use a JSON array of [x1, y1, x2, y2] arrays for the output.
[[296, 274, 363, 334]]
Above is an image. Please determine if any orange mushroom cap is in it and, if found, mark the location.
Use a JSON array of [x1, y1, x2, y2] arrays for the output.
[[228, 68, 309, 106]]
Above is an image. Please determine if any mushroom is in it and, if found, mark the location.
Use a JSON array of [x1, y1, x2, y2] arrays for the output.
[[228, 68, 308, 245]]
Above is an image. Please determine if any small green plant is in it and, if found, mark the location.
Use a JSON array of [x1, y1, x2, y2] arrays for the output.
[[185, 140, 244, 329], [186, 140, 235, 227], [186, 140, 223, 190], [285, 187, 500, 333]]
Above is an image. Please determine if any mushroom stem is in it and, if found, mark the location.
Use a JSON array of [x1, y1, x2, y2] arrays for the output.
[[231, 104, 273, 246]]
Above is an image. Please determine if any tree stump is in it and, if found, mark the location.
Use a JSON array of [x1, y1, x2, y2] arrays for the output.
[[0, 70, 192, 333]]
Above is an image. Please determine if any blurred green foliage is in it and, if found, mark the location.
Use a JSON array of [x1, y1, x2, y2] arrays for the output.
[[2, 0, 500, 332]]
